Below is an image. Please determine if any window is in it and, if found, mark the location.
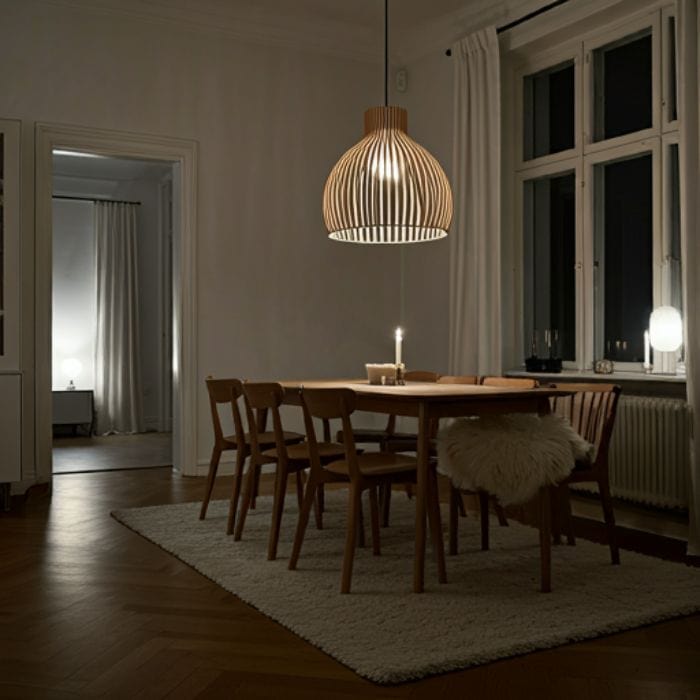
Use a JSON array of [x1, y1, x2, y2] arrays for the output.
[[593, 153, 653, 362], [523, 171, 576, 359], [513, 6, 678, 371], [593, 30, 652, 141], [523, 61, 575, 160]]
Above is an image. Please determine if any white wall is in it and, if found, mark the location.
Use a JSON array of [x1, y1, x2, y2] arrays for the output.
[[51, 199, 96, 390], [396, 53, 455, 373], [0, 0, 410, 476]]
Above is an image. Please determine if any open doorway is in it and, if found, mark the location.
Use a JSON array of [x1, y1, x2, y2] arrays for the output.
[[50, 150, 174, 473]]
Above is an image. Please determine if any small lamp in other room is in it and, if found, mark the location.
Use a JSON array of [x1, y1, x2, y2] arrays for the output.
[[61, 357, 83, 390], [649, 306, 683, 375]]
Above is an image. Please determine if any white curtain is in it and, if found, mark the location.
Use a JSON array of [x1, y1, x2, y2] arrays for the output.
[[94, 201, 144, 435], [448, 27, 502, 376], [678, 0, 700, 555]]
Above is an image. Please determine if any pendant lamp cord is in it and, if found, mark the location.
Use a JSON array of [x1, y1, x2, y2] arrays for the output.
[[384, 0, 389, 106]]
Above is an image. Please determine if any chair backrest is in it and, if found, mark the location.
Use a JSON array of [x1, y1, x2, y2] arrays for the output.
[[205, 377, 245, 447], [437, 375, 478, 384], [403, 370, 441, 382], [549, 383, 622, 469], [241, 382, 288, 462], [300, 387, 361, 479], [480, 376, 539, 388]]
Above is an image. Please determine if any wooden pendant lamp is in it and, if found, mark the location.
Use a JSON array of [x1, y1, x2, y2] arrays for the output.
[[322, 0, 453, 244]]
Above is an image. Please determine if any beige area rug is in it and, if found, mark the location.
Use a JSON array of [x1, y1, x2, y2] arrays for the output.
[[112, 493, 700, 684]]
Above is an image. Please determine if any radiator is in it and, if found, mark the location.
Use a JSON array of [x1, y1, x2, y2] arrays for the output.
[[574, 395, 691, 509]]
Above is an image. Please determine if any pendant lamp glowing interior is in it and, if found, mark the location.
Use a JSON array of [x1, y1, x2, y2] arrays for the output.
[[322, 2, 453, 244]]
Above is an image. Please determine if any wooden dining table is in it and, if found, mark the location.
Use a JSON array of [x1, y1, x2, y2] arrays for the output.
[[280, 380, 569, 593]]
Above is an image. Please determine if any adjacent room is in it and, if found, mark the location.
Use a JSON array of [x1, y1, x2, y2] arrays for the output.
[[0, 0, 698, 697], [50, 150, 174, 473]]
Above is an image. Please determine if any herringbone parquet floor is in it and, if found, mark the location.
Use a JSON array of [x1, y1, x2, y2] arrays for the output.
[[1, 468, 699, 698]]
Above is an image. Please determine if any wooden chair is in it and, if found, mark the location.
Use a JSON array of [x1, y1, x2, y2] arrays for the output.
[[289, 387, 446, 593], [447, 376, 540, 554], [437, 375, 479, 385], [463, 382, 621, 592], [336, 370, 441, 450], [201, 377, 304, 534], [547, 383, 623, 561], [480, 375, 539, 388], [233, 382, 346, 560]]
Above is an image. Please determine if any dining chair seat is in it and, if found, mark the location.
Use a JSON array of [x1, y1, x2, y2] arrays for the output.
[[262, 441, 346, 463], [324, 452, 418, 478]]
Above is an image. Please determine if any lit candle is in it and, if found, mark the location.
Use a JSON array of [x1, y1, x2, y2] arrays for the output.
[[644, 329, 650, 368], [395, 327, 403, 366]]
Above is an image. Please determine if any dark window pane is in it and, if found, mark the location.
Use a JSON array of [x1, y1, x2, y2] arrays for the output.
[[669, 144, 682, 312], [0, 133, 3, 355], [523, 61, 575, 160], [595, 153, 653, 362], [523, 172, 576, 361], [668, 16, 678, 122], [594, 30, 652, 141]]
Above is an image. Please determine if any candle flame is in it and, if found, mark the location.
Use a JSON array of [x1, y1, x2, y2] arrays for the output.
[[395, 327, 403, 341]]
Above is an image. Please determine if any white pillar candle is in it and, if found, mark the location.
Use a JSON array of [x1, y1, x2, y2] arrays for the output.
[[395, 327, 403, 366], [644, 329, 650, 367]]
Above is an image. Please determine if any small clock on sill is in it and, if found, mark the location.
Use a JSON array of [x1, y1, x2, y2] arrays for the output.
[[594, 358, 614, 374]]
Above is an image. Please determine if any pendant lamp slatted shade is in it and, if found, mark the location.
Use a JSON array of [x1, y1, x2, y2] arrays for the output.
[[323, 106, 453, 244]]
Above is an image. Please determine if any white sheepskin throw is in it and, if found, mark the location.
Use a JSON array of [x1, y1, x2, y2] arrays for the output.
[[437, 414, 595, 506]]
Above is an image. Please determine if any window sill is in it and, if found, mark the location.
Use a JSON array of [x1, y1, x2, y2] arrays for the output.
[[506, 368, 687, 398]]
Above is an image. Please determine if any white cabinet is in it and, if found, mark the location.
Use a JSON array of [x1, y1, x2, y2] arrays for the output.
[[0, 119, 20, 371], [0, 374, 21, 483]]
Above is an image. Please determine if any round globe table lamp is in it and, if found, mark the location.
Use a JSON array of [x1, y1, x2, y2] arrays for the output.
[[649, 306, 683, 375]]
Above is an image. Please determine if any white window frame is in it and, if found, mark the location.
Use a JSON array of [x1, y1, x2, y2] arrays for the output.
[[510, 2, 678, 373], [582, 11, 661, 156], [515, 42, 583, 171]]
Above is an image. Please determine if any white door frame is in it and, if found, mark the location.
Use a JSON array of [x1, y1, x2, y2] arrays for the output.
[[35, 123, 198, 476]]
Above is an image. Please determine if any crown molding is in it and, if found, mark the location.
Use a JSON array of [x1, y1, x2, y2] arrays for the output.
[[394, 0, 552, 64], [36, 0, 383, 63]]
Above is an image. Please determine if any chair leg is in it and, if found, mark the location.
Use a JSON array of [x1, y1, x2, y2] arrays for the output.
[[495, 501, 509, 527], [457, 492, 467, 518], [251, 464, 262, 509], [427, 468, 447, 583], [226, 448, 246, 535], [380, 483, 392, 528], [268, 467, 289, 561], [479, 491, 490, 551], [551, 486, 562, 546], [539, 486, 552, 593], [356, 497, 366, 548], [289, 477, 319, 570], [449, 485, 460, 556], [562, 485, 576, 546], [199, 444, 222, 520], [295, 470, 305, 510], [341, 484, 362, 593], [405, 483, 414, 500], [234, 459, 259, 541], [599, 476, 620, 565], [368, 486, 381, 556], [313, 483, 323, 530]]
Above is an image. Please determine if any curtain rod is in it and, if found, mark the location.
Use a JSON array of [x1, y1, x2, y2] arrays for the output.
[[52, 195, 141, 206], [445, 0, 570, 55]]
